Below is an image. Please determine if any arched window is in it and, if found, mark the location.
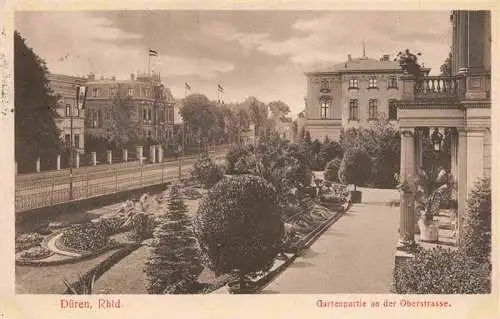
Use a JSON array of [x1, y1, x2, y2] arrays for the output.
[[319, 97, 331, 119]]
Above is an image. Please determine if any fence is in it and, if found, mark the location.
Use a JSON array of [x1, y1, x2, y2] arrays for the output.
[[15, 150, 227, 213]]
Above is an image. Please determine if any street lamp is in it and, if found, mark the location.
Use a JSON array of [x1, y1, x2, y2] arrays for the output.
[[430, 127, 443, 152], [69, 85, 87, 200]]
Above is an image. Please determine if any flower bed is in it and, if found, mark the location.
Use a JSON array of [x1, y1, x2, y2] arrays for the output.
[[60, 223, 109, 252], [18, 246, 54, 260], [15, 233, 44, 253]]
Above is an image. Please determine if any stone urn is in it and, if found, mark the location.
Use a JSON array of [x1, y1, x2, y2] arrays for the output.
[[417, 212, 439, 243]]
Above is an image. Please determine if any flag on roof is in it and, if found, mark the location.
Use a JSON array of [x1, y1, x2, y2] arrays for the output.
[[149, 49, 158, 56], [185, 82, 191, 90], [217, 84, 224, 92]]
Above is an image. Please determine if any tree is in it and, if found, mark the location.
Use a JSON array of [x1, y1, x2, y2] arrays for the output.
[[318, 137, 342, 170], [245, 96, 268, 140], [268, 100, 291, 119], [14, 31, 62, 172], [194, 175, 282, 289], [191, 150, 224, 189], [180, 94, 217, 146], [338, 148, 372, 190], [144, 185, 203, 294]]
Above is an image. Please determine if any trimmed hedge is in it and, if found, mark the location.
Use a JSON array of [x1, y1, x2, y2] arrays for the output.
[[393, 247, 491, 294], [60, 222, 109, 252]]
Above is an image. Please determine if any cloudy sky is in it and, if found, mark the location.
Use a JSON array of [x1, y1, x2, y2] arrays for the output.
[[15, 10, 452, 116]]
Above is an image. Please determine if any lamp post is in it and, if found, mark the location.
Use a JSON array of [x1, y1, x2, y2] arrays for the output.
[[69, 85, 87, 200]]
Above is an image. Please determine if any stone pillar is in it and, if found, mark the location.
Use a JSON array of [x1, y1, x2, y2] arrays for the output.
[[107, 150, 113, 165], [457, 129, 468, 225], [75, 153, 80, 168], [414, 128, 423, 171], [36, 157, 41, 172], [123, 149, 128, 162], [466, 129, 484, 195], [137, 146, 144, 165], [450, 129, 458, 184], [91, 152, 97, 166], [398, 129, 416, 248], [158, 146, 164, 163], [398, 191, 415, 247], [56, 154, 61, 170], [149, 145, 156, 163]]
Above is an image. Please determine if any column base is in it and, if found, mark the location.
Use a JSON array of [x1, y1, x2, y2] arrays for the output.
[[396, 238, 419, 253]]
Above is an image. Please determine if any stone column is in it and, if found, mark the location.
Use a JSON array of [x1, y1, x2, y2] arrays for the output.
[[137, 146, 144, 165], [158, 145, 164, 163], [149, 145, 156, 163], [122, 149, 128, 162], [450, 129, 458, 185], [56, 154, 61, 170], [414, 128, 423, 172], [398, 129, 416, 248], [457, 129, 468, 225], [36, 157, 41, 172], [91, 152, 97, 166], [75, 153, 80, 168], [107, 150, 113, 165], [466, 129, 484, 195]]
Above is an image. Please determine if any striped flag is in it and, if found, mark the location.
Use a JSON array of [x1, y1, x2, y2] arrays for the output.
[[217, 84, 224, 92], [149, 49, 158, 57], [185, 82, 191, 90]]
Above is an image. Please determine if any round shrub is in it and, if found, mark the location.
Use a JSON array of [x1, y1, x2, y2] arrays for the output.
[[194, 175, 282, 283], [225, 144, 251, 174], [324, 158, 342, 183], [60, 222, 108, 252], [15, 232, 44, 253], [191, 152, 225, 189], [338, 148, 372, 189], [459, 178, 491, 261], [19, 246, 53, 260]]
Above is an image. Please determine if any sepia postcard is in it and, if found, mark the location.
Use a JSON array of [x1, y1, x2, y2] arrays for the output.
[[0, 0, 498, 318]]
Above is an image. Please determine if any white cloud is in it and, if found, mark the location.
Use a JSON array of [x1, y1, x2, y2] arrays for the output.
[[156, 55, 234, 79]]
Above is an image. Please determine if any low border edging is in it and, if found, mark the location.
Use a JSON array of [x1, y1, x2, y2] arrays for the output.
[[62, 243, 142, 294]]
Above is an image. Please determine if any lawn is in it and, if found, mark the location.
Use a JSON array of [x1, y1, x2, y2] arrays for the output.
[[16, 248, 121, 294]]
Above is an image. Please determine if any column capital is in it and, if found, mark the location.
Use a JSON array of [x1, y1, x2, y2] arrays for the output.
[[399, 128, 415, 137]]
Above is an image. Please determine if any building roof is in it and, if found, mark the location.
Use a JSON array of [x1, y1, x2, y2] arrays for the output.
[[306, 56, 402, 75]]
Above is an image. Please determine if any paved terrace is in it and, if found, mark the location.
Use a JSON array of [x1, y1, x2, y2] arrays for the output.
[[262, 187, 400, 294]]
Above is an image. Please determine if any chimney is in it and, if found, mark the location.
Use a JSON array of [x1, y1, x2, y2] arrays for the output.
[[347, 54, 352, 62], [130, 73, 135, 80], [383, 54, 390, 61]]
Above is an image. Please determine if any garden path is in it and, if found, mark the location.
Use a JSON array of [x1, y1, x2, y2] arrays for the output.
[[262, 187, 400, 294]]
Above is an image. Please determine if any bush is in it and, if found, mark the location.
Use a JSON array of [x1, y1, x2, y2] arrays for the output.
[[394, 247, 490, 294], [194, 175, 282, 286], [19, 246, 53, 260], [144, 185, 203, 294], [459, 178, 491, 261], [15, 232, 44, 253], [318, 139, 342, 169], [191, 152, 224, 189], [338, 148, 371, 189], [60, 222, 108, 252], [324, 158, 342, 183], [225, 144, 251, 174]]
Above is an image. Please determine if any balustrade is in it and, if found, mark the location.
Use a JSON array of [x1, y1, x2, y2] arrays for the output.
[[414, 75, 465, 100]]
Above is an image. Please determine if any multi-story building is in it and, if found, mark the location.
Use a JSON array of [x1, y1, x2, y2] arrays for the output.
[[304, 53, 430, 141], [47, 73, 87, 151], [84, 72, 176, 144]]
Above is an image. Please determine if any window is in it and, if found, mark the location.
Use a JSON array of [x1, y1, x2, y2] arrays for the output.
[[145, 88, 150, 97], [65, 104, 71, 117], [388, 76, 398, 89], [349, 99, 359, 120], [368, 77, 377, 88], [320, 79, 329, 92], [76, 108, 80, 118], [92, 88, 99, 97], [74, 134, 80, 148], [90, 110, 99, 128], [388, 99, 398, 120], [148, 108, 152, 121], [319, 97, 331, 119], [128, 88, 134, 96], [368, 99, 378, 119], [348, 79, 359, 89], [64, 134, 71, 148], [109, 87, 116, 97], [143, 108, 147, 121]]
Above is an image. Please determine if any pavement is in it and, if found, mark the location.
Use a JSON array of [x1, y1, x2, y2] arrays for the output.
[[262, 187, 400, 294]]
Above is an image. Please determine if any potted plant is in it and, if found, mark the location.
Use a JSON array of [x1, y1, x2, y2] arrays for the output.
[[414, 168, 454, 243]]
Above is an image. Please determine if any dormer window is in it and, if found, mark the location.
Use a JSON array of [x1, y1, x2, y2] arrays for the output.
[[368, 77, 377, 89], [348, 79, 359, 89]]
